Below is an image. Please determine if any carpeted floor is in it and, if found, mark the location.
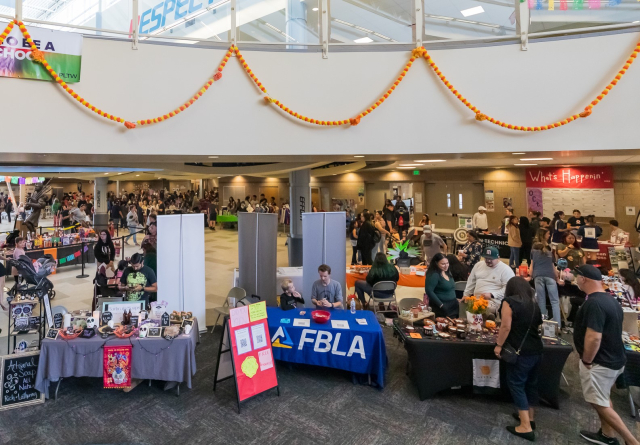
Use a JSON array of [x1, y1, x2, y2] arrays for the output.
[[0, 326, 637, 445]]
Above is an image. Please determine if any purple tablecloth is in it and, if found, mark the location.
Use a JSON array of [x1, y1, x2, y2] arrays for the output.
[[35, 319, 199, 398]]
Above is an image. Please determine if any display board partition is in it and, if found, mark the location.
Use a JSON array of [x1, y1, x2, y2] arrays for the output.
[[302, 212, 346, 308], [157, 214, 206, 329], [238, 213, 278, 307]]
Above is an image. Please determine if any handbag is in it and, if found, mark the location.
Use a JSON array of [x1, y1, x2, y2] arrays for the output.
[[500, 300, 536, 364]]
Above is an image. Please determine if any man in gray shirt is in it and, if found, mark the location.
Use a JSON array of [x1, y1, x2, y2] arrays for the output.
[[420, 226, 447, 264], [311, 264, 344, 309]]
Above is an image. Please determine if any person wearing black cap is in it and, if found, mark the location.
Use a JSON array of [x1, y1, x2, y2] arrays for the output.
[[572, 265, 637, 445], [463, 246, 515, 314]]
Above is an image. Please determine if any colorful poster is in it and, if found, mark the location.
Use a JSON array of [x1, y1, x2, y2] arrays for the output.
[[0, 26, 82, 83], [484, 190, 495, 212], [526, 188, 543, 213], [525, 166, 613, 189], [103, 345, 132, 389]]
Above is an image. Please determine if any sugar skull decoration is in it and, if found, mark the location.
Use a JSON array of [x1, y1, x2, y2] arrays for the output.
[[139, 325, 148, 338], [12, 303, 35, 331], [86, 317, 97, 329]]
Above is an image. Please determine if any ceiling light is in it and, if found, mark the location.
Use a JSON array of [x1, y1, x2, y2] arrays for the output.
[[520, 158, 553, 161], [208, 156, 219, 159], [512, 152, 526, 155], [354, 155, 364, 158], [398, 167, 416, 169], [104, 173, 109, 175], [354, 37, 373, 43], [414, 159, 446, 163], [332, 174, 337, 175], [117, 173, 123, 175], [515, 163, 538, 166], [312, 7, 318, 11], [136, 175, 140, 177], [461, 6, 484, 17], [399, 164, 420, 167]]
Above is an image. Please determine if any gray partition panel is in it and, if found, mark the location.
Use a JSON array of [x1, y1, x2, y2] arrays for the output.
[[302, 212, 346, 308], [238, 213, 278, 307]]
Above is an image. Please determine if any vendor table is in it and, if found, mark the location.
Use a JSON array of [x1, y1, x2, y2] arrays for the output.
[[35, 319, 199, 399], [619, 349, 640, 416], [395, 321, 573, 408], [346, 266, 426, 290], [266, 307, 388, 387]]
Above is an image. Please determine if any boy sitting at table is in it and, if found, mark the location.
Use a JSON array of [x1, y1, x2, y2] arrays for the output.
[[280, 279, 304, 311]]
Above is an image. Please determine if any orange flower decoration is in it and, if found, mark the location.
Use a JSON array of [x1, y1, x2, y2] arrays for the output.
[[124, 121, 136, 129], [31, 49, 45, 63], [579, 109, 592, 118], [214, 72, 222, 81], [350, 117, 361, 126]]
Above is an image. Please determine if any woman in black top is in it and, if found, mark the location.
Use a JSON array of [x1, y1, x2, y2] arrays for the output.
[[519, 216, 532, 266], [495, 276, 543, 442], [357, 213, 378, 266], [94, 230, 116, 272], [445, 254, 469, 282]]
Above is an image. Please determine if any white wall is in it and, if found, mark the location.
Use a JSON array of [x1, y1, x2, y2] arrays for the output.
[[1, 31, 640, 155]]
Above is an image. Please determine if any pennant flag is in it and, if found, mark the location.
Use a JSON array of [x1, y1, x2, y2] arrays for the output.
[[536, 0, 543, 8], [32, 177, 38, 183], [67, 254, 75, 261], [549, 0, 554, 9], [59, 257, 67, 264], [574, 0, 583, 9], [3, 176, 9, 182], [18, 178, 25, 185], [10, 177, 18, 184], [38, 177, 45, 182], [25, 178, 32, 185], [560, 0, 567, 8], [84, 245, 89, 252], [74, 251, 81, 258]]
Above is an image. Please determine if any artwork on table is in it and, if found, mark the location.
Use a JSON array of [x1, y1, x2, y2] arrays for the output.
[[181, 319, 194, 328], [103, 345, 132, 389], [46, 328, 60, 340], [148, 327, 162, 338]]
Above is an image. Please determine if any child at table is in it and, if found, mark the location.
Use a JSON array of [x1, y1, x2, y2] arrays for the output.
[[280, 279, 304, 311]]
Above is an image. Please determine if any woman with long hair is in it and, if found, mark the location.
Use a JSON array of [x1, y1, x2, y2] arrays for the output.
[[354, 252, 399, 308], [550, 211, 567, 248], [495, 276, 543, 442], [94, 229, 116, 273], [519, 216, 532, 266], [556, 232, 585, 270], [507, 215, 522, 270], [357, 213, 378, 266], [458, 230, 483, 269], [349, 214, 362, 265], [619, 268, 640, 304], [446, 254, 469, 282], [531, 228, 562, 325], [374, 210, 390, 254], [425, 253, 458, 318]]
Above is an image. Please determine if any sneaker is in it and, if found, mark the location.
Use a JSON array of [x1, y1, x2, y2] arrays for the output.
[[580, 429, 620, 445]]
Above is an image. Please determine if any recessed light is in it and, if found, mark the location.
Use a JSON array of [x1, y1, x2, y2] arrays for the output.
[[512, 152, 526, 155], [117, 173, 122, 175], [414, 160, 446, 163], [104, 173, 109, 175], [515, 163, 538, 166], [136, 175, 140, 177], [399, 164, 420, 167], [354, 37, 373, 43], [354, 155, 364, 158], [461, 6, 484, 17], [520, 158, 553, 161], [312, 7, 318, 11], [398, 166, 416, 169], [332, 174, 337, 175], [208, 156, 219, 159]]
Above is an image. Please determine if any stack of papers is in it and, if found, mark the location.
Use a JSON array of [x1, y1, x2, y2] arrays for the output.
[[355, 318, 368, 325]]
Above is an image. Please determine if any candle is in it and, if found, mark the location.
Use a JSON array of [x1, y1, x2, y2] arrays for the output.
[[93, 311, 100, 325], [63, 313, 71, 328]]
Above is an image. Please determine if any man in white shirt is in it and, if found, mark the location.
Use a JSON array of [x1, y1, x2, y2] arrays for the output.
[[472, 206, 488, 232], [463, 246, 514, 313]]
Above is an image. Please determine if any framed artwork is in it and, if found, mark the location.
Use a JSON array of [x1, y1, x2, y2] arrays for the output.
[[45, 328, 60, 340], [181, 319, 194, 328], [147, 327, 162, 338]]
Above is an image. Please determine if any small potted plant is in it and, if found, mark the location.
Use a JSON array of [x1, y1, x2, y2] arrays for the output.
[[463, 296, 489, 332]]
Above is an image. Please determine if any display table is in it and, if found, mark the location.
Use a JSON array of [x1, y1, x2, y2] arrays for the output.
[[346, 266, 426, 290], [35, 319, 199, 399], [618, 349, 640, 416], [395, 321, 573, 408], [596, 242, 634, 271], [266, 307, 388, 387]]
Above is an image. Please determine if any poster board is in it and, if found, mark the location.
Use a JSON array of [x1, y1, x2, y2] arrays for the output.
[[0, 352, 44, 411], [102, 301, 145, 324], [214, 302, 278, 412], [540, 188, 615, 218]]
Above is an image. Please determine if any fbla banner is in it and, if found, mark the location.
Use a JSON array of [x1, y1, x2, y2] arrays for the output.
[[0, 26, 82, 83]]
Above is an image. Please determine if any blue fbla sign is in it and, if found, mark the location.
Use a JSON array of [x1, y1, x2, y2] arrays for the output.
[[139, 0, 217, 34]]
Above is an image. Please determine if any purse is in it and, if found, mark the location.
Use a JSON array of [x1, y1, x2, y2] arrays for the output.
[[500, 300, 536, 365]]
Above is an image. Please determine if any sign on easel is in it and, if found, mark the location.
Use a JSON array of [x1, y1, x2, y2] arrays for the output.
[[213, 301, 279, 412]]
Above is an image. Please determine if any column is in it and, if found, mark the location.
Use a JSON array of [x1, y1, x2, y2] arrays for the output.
[[199, 179, 203, 198], [19, 184, 25, 206], [286, 0, 307, 48], [289, 169, 310, 266], [116, 180, 120, 197], [94, 177, 109, 230]]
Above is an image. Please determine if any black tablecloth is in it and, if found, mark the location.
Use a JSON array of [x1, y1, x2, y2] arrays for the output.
[[401, 331, 573, 408], [620, 349, 640, 388], [478, 234, 510, 259]]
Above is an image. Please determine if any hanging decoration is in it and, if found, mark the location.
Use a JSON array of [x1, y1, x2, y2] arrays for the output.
[[574, 0, 584, 9], [3, 176, 46, 184], [549, 0, 555, 10], [0, 19, 639, 133], [560, 0, 568, 10], [536, 0, 543, 9]]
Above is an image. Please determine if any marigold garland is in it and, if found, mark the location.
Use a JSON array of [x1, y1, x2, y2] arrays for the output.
[[1, 19, 639, 131]]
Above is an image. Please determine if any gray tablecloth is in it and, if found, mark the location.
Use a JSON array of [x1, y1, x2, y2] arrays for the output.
[[35, 319, 199, 398]]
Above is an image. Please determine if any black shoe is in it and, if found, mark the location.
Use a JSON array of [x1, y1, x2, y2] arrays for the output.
[[506, 426, 535, 442], [512, 413, 536, 430], [579, 429, 620, 445]]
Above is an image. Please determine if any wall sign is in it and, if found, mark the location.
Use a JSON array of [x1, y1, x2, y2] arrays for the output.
[[0, 352, 44, 411], [526, 166, 613, 189]]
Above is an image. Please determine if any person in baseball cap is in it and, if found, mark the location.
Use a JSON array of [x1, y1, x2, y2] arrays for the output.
[[482, 246, 500, 260], [463, 245, 514, 314], [473, 206, 488, 232], [572, 264, 603, 281]]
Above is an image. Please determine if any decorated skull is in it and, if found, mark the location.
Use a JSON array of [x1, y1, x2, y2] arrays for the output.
[[86, 317, 96, 329], [139, 325, 148, 338]]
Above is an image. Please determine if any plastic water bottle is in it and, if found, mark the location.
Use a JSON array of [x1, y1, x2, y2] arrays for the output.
[[350, 298, 356, 314]]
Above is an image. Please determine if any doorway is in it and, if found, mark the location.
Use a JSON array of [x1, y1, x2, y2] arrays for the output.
[[425, 182, 484, 230]]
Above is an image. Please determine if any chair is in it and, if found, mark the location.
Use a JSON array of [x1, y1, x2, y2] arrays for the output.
[[211, 287, 246, 332], [398, 297, 423, 313], [369, 281, 398, 319], [454, 281, 467, 300]]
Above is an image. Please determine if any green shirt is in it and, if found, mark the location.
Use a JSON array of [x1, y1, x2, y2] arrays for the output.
[[424, 271, 457, 307]]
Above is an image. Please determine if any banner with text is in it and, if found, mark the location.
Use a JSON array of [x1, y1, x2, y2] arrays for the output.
[[0, 26, 82, 83], [526, 166, 613, 189]]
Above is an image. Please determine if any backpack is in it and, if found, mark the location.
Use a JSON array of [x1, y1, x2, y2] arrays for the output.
[[372, 227, 381, 244]]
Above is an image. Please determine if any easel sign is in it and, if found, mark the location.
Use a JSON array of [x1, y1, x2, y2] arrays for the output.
[[213, 302, 279, 412]]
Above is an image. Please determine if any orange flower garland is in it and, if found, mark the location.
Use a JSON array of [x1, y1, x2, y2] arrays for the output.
[[1, 19, 639, 131]]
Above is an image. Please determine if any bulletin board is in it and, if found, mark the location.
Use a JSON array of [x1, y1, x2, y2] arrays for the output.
[[540, 188, 615, 218]]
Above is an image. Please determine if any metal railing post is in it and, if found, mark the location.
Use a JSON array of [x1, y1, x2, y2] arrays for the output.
[[414, 0, 423, 48], [321, 0, 328, 59]]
